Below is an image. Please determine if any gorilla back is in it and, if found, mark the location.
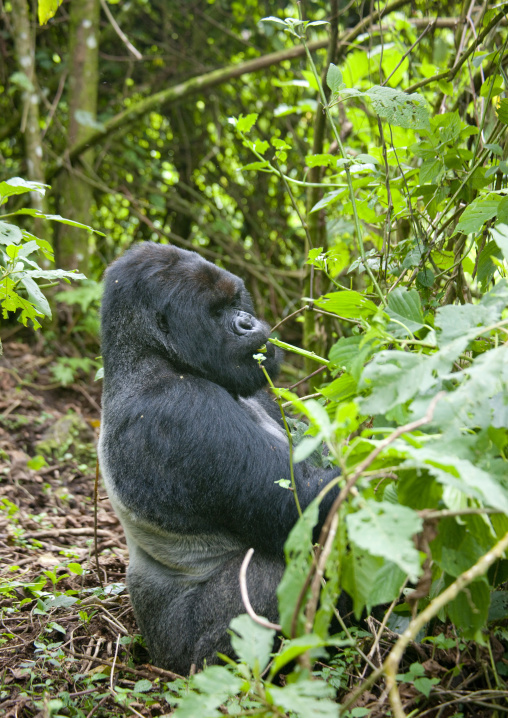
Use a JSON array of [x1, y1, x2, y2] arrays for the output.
[[99, 242, 338, 674]]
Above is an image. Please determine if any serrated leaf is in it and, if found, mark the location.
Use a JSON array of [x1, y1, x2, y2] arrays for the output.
[[236, 113, 259, 133], [315, 290, 378, 318], [455, 197, 501, 234], [0, 220, 23, 245], [366, 86, 430, 130], [267, 679, 336, 718], [402, 447, 508, 513], [420, 158, 443, 184], [497, 98, 508, 125], [305, 153, 335, 168], [346, 501, 423, 580], [342, 544, 407, 616], [192, 665, 242, 701], [229, 614, 275, 672], [320, 373, 357, 402], [329, 335, 362, 369]]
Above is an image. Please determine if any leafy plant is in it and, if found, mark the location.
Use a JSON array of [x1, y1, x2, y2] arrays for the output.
[[0, 176, 94, 351], [172, 8, 508, 717]]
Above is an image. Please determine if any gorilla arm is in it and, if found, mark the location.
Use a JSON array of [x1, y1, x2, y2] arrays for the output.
[[100, 374, 339, 561]]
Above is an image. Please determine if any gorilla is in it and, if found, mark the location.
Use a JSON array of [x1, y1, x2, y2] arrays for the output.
[[98, 242, 340, 674]]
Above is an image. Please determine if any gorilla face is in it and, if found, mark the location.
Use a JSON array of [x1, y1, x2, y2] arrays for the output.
[[101, 243, 280, 397]]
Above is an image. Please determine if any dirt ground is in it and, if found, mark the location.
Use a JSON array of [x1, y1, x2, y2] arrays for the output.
[[0, 342, 184, 718]]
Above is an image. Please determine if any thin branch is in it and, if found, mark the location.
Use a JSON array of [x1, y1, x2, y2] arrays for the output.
[[304, 393, 445, 633], [99, 0, 142, 60], [384, 529, 508, 718], [47, 0, 412, 175], [240, 549, 282, 631]]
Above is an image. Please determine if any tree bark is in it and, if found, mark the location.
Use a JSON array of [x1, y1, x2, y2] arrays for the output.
[[10, 0, 45, 222], [55, 0, 100, 272]]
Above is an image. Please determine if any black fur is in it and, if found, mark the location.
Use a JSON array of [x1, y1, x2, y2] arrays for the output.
[[99, 242, 339, 674]]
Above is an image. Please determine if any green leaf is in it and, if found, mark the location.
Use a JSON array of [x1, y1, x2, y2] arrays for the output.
[[419, 158, 443, 184], [236, 113, 259, 133], [314, 290, 378, 318], [267, 679, 336, 718], [342, 544, 407, 616], [402, 447, 508, 513], [278, 500, 320, 636], [329, 335, 362, 370], [260, 16, 288, 27], [455, 197, 501, 234], [497, 98, 508, 125], [320, 373, 357, 402], [239, 161, 270, 171], [38, 0, 63, 24], [192, 665, 243, 703], [346, 501, 423, 580], [172, 665, 242, 718], [417, 268, 434, 287], [229, 614, 274, 672], [446, 578, 490, 640], [0, 177, 48, 202], [309, 189, 345, 213], [67, 562, 83, 575], [21, 276, 52, 318], [0, 220, 23, 245], [293, 434, 323, 463], [387, 288, 425, 337], [413, 676, 440, 698], [326, 63, 343, 93], [490, 223, 508, 261], [305, 153, 336, 168], [171, 693, 223, 718], [366, 86, 430, 130]]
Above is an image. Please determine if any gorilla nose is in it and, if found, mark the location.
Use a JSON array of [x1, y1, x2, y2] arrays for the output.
[[233, 311, 256, 335]]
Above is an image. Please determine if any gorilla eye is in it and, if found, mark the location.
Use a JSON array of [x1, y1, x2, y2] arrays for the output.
[[210, 302, 227, 317]]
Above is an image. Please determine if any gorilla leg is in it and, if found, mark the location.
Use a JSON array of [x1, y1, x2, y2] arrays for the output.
[[126, 546, 284, 674]]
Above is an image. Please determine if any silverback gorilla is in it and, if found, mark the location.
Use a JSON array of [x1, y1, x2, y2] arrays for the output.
[[98, 242, 339, 674]]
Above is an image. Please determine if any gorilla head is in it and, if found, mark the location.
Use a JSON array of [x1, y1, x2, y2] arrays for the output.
[[101, 242, 280, 397]]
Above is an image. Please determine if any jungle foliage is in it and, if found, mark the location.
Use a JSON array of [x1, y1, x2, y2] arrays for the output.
[[1, 0, 508, 716]]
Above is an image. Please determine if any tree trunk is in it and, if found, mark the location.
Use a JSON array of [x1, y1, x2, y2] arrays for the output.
[[55, 0, 100, 272], [10, 0, 45, 226]]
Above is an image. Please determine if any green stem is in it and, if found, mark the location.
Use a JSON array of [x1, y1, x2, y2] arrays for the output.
[[300, 37, 386, 306], [258, 360, 302, 517]]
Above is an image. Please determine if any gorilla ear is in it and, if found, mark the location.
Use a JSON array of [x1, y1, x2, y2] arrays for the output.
[[156, 312, 170, 334]]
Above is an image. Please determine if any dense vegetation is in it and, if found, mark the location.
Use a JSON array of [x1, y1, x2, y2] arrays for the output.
[[1, 0, 508, 716]]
